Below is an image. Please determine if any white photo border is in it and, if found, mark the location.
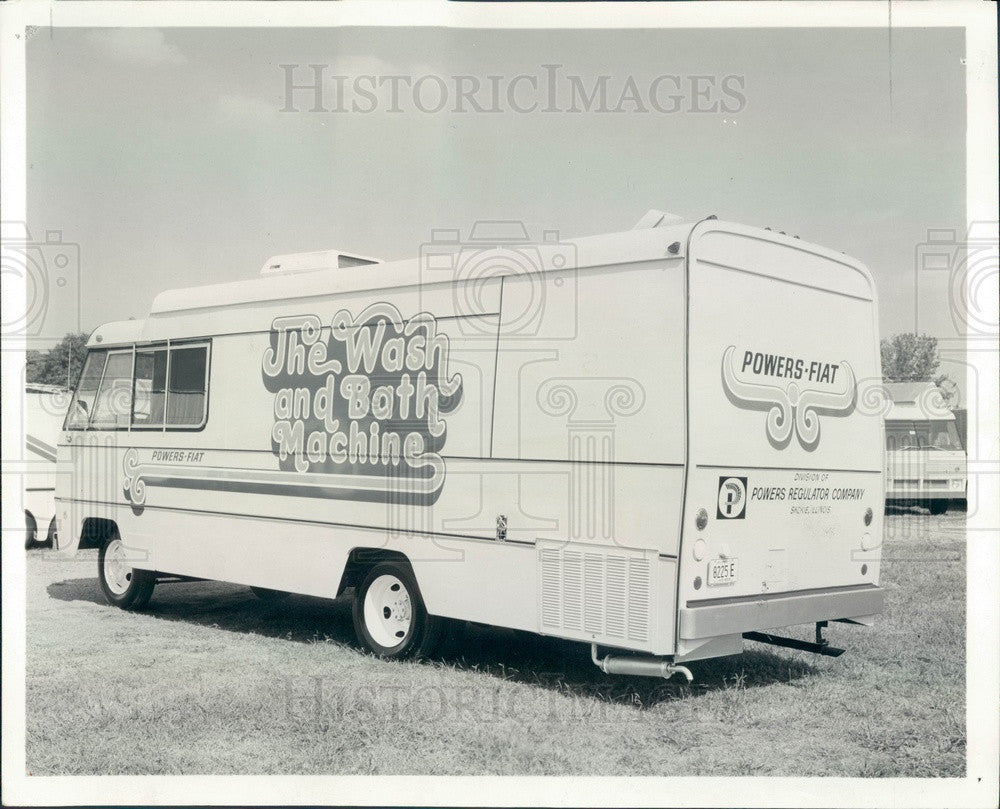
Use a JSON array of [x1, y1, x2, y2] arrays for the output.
[[1, 2, 996, 807]]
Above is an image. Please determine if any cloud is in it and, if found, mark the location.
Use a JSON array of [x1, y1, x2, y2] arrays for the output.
[[86, 29, 186, 66]]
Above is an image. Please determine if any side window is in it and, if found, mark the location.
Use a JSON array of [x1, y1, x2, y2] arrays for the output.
[[166, 345, 208, 427], [65, 350, 107, 429], [90, 352, 134, 429], [132, 348, 168, 427]]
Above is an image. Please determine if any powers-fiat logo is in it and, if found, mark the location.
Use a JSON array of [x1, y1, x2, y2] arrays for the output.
[[717, 476, 747, 519], [721, 345, 856, 451]]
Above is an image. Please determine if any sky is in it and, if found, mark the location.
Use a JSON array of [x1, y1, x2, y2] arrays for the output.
[[26, 26, 968, 388]]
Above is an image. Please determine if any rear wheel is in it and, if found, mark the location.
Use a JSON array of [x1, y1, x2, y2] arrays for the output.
[[352, 561, 442, 659], [98, 533, 155, 610], [928, 499, 950, 516]]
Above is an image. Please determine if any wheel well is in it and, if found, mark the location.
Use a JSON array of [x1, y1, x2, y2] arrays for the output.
[[79, 518, 119, 550], [337, 547, 412, 596]]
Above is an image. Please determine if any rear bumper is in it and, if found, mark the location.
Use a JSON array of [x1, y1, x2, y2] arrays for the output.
[[680, 584, 884, 640]]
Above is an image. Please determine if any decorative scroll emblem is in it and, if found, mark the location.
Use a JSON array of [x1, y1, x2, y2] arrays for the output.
[[122, 448, 147, 506], [721, 346, 856, 451]]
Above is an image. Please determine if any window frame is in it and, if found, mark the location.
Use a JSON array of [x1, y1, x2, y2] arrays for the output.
[[63, 349, 109, 431], [163, 340, 212, 432], [64, 339, 212, 433], [85, 347, 136, 432], [130, 344, 170, 431]]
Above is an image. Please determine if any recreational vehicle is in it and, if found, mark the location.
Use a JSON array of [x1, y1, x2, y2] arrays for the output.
[[884, 381, 966, 514], [24, 383, 70, 548], [54, 212, 885, 678]]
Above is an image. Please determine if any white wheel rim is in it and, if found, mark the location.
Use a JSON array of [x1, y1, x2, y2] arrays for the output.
[[103, 538, 134, 596], [363, 574, 413, 649]]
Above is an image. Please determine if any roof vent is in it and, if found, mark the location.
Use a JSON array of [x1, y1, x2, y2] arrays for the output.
[[260, 248, 382, 276]]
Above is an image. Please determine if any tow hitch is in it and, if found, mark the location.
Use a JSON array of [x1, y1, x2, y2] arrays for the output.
[[743, 621, 845, 658]]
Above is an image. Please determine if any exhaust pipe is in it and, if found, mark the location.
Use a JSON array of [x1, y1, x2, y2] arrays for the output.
[[591, 644, 694, 682]]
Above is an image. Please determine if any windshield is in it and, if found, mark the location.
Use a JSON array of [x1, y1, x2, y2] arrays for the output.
[[64, 350, 107, 429], [886, 420, 962, 451]]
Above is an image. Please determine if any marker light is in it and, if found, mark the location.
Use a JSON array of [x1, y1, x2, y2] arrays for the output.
[[864, 507, 873, 526], [696, 508, 709, 530]]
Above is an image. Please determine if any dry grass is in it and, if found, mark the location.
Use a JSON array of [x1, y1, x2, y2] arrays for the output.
[[25, 511, 965, 776]]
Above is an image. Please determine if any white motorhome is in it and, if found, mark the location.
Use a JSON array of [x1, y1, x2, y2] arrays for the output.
[[884, 381, 966, 514], [24, 383, 71, 548], [54, 213, 885, 678]]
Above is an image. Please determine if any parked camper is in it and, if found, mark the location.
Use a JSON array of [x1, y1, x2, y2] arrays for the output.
[[884, 381, 966, 514], [25, 383, 71, 548], [55, 213, 885, 678]]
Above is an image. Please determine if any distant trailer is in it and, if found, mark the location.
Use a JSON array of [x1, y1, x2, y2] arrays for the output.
[[883, 382, 967, 514], [54, 212, 885, 679], [25, 384, 71, 548]]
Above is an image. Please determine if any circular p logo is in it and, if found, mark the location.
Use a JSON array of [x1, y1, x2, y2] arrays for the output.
[[717, 476, 747, 519]]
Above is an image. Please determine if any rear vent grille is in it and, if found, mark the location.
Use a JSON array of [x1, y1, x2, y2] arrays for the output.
[[538, 543, 654, 645]]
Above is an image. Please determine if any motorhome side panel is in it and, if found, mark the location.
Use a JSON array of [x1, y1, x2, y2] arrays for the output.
[[677, 224, 884, 660], [56, 252, 687, 653], [492, 257, 687, 653]]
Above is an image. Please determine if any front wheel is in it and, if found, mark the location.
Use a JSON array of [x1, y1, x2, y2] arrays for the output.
[[98, 533, 155, 610], [352, 561, 442, 659]]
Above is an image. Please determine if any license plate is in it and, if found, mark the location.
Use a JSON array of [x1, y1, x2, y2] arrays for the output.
[[708, 558, 738, 586]]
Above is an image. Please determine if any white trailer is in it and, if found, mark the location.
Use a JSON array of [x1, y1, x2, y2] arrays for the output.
[[24, 383, 71, 548], [884, 381, 966, 514], [54, 212, 885, 677]]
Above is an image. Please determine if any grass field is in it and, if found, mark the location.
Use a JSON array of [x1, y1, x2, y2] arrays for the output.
[[24, 511, 965, 776]]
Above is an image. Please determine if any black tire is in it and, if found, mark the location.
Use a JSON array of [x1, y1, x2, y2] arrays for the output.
[[352, 561, 443, 659], [928, 499, 950, 516], [25, 512, 38, 550], [45, 516, 58, 549], [250, 586, 291, 602], [98, 532, 155, 610]]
